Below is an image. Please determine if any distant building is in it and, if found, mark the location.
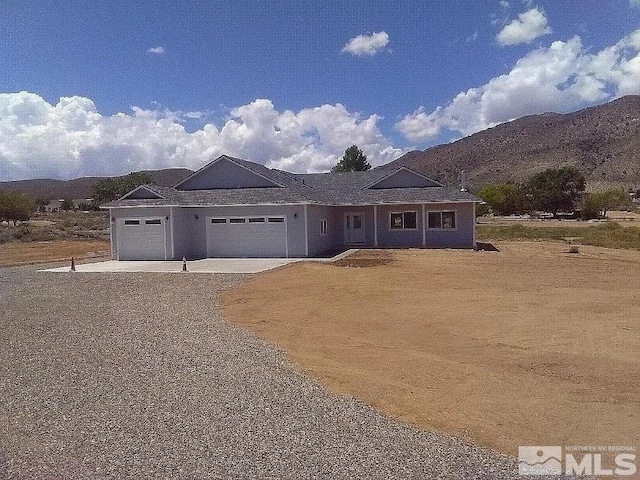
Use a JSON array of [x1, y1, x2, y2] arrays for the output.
[[42, 199, 94, 212]]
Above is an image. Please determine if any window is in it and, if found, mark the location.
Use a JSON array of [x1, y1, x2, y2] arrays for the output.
[[248, 217, 265, 223], [390, 211, 417, 230], [320, 219, 327, 235], [211, 218, 227, 224], [268, 217, 285, 223], [427, 211, 456, 229], [124, 219, 140, 226], [145, 219, 162, 225], [229, 218, 246, 224]]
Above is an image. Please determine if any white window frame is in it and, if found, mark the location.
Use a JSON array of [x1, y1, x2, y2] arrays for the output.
[[389, 211, 418, 231], [320, 219, 328, 235], [426, 210, 457, 230]]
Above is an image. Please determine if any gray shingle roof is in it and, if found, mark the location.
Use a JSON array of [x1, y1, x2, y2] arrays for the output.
[[109, 156, 479, 207]]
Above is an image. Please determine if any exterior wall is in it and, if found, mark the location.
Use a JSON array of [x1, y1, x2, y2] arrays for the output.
[[424, 202, 475, 248], [374, 202, 475, 248], [305, 205, 342, 256], [109, 207, 173, 260], [376, 204, 425, 247], [172, 207, 206, 259], [110, 202, 476, 260]]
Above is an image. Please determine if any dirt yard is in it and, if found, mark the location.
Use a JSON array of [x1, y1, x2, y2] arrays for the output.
[[222, 242, 640, 457], [0, 240, 110, 267]]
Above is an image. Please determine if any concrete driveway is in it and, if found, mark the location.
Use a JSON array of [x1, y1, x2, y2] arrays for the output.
[[42, 258, 301, 274]]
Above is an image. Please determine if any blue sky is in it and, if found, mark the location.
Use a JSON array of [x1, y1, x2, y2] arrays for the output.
[[1, 0, 639, 180]]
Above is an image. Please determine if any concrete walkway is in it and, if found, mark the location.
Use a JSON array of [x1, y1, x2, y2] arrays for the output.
[[41, 250, 356, 274]]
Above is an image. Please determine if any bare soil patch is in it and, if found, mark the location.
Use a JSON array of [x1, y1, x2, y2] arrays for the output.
[[222, 243, 640, 457], [0, 240, 110, 267]]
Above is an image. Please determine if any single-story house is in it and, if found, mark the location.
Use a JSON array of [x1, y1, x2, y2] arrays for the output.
[[106, 155, 480, 260]]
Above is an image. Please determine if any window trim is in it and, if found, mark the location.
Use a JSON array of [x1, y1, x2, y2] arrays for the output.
[[320, 219, 328, 235], [426, 210, 457, 230], [389, 211, 418, 231]]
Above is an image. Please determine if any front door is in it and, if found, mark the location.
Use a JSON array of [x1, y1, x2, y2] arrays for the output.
[[344, 212, 365, 244]]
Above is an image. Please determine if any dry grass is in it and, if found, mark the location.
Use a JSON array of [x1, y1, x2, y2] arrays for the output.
[[222, 243, 640, 456], [0, 211, 109, 244], [0, 240, 110, 267]]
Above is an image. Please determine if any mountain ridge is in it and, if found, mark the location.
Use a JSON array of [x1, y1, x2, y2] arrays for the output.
[[387, 95, 640, 191], [0, 168, 193, 200]]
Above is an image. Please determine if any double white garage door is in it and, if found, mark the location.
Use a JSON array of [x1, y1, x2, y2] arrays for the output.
[[207, 216, 287, 258]]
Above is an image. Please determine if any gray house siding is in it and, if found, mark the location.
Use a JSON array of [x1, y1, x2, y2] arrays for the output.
[[424, 202, 475, 248], [172, 207, 206, 260], [376, 204, 424, 247], [369, 169, 441, 189], [177, 159, 280, 190], [305, 205, 342, 256]]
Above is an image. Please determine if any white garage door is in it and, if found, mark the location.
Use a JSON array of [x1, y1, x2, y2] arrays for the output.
[[207, 216, 287, 258], [117, 218, 167, 260]]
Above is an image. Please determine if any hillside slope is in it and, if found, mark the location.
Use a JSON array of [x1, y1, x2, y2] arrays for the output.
[[388, 96, 640, 191], [0, 168, 193, 200]]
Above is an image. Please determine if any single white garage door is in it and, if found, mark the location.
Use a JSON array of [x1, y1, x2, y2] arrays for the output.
[[117, 218, 167, 260], [207, 216, 287, 258]]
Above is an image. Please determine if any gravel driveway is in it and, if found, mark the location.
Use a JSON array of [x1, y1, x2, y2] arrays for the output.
[[1, 266, 538, 479]]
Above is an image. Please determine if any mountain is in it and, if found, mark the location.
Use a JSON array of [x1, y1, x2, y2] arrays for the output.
[[0, 168, 193, 200], [387, 96, 640, 191]]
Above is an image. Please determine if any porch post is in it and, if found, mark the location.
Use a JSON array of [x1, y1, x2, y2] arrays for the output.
[[373, 205, 378, 247], [422, 204, 426, 247], [170, 206, 175, 260], [304, 204, 309, 257]]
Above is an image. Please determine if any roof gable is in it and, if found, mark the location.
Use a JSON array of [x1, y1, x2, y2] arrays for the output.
[[173, 155, 284, 190], [365, 167, 444, 189], [119, 185, 166, 200]]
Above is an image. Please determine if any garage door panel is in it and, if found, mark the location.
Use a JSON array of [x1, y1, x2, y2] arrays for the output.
[[207, 216, 286, 258], [117, 218, 166, 260]]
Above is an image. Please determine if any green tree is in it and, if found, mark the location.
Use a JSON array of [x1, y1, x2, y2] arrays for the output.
[[331, 145, 371, 172], [0, 191, 35, 225], [579, 194, 603, 220], [580, 189, 632, 220], [477, 183, 528, 216], [591, 188, 632, 217], [91, 172, 154, 204], [525, 166, 586, 216]]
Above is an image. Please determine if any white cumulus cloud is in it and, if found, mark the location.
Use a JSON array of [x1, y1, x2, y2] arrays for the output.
[[496, 7, 552, 46], [146, 46, 165, 54], [396, 29, 640, 142], [341, 31, 390, 57], [0, 94, 403, 181]]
